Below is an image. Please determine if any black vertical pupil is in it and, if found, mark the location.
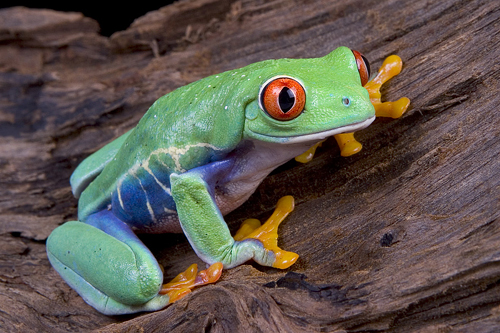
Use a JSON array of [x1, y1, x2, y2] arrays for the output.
[[279, 87, 295, 113]]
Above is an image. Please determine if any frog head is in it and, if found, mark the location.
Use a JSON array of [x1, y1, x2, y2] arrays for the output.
[[243, 46, 375, 144]]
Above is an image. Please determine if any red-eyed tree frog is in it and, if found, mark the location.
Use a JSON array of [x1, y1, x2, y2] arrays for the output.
[[46, 47, 410, 315]]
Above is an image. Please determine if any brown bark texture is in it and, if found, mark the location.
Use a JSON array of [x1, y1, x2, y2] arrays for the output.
[[1, 0, 499, 332]]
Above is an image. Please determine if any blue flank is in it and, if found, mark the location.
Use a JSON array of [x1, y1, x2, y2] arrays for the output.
[[111, 163, 176, 229], [108, 145, 238, 231]]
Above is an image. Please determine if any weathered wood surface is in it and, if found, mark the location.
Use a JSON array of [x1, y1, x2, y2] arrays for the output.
[[1, 0, 499, 332]]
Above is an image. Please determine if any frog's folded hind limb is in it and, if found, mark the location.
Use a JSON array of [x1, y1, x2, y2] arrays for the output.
[[46, 219, 170, 315]]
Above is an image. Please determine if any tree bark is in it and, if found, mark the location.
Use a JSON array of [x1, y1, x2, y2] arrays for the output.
[[1, 1, 499, 332]]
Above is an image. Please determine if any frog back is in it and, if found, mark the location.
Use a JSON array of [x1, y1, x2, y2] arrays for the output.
[[76, 63, 270, 223]]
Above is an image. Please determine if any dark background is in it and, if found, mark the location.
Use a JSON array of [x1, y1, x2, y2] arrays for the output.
[[1, 2, 177, 36]]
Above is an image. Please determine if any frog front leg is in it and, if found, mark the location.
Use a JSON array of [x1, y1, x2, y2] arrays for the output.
[[170, 167, 297, 269]]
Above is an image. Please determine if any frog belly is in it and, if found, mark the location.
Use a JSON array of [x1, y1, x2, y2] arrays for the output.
[[212, 139, 315, 217]]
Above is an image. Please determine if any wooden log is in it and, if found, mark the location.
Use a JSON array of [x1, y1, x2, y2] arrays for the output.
[[0, 0, 499, 331]]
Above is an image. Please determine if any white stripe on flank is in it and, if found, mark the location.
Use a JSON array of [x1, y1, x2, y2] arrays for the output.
[[117, 179, 125, 210], [132, 173, 157, 224], [164, 207, 176, 214], [150, 143, 223, 172], [142, 162, 171, 196]]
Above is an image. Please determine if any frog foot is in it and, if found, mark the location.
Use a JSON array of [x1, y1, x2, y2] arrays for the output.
[[233, 196, 299, 269], [364, 54, 411, 119], [295, 140, 325, 163], [295, 133, 361, 161], [334, 133, 363, 157], [159, 262, 223, 303]]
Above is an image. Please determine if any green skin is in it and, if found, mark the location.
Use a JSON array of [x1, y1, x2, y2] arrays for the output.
[[46, 47, 376, 315]]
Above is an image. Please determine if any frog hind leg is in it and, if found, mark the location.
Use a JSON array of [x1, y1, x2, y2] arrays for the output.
[[170, 171, 298, 270], [46, 211, 170, 315], [159, 262, 223, 303]]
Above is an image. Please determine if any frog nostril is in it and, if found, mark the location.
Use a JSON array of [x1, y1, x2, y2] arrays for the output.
[[342, 97, 351, 106]]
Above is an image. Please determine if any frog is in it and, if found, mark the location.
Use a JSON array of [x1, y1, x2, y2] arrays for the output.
[[46, 46, 410, 315]]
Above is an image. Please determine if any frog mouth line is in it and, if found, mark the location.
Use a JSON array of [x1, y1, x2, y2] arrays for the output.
[[249, 116, 376, 144]]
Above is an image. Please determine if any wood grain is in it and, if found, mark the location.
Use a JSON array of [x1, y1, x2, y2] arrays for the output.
[[1, 0, 499, 331]]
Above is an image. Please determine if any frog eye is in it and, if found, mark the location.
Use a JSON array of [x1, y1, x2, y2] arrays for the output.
[[352, 50, 370, 86], [260, 77, 306, 121]]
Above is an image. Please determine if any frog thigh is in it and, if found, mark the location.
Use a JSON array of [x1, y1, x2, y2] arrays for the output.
[[46, 213, 169, 315], [70, 129, 133, 198]]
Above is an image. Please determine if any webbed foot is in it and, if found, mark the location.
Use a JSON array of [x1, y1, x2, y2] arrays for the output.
[[160, 262, 223, 303], [233, 196, 298, 269], [334, 133, 363, 157], [364, 54, 411, 119]]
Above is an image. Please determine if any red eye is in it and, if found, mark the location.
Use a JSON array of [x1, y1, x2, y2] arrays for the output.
[[260, 77, 306, 121], [352, 50, 371, 86]]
